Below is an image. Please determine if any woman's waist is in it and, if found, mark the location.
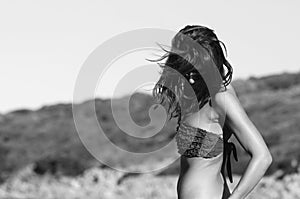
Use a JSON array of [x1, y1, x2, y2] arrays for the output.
[[179, 168, 223, 181], [181, 152, 223, 167], [178, 167, 224, 192], [180, 154, 223, 176]]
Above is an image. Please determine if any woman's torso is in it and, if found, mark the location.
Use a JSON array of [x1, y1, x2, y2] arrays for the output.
[[176, 97, 230, 199]]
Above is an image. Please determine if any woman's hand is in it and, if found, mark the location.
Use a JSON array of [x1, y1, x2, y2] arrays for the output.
[[214, 84, 273, 199]]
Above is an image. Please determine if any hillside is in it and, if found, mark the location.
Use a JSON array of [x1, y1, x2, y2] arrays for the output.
[[1, 71, 300, 183]]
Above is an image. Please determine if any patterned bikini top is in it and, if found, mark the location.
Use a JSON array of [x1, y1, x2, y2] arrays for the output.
[[175, 120, 238, 183], [175, 121, 223, 158]]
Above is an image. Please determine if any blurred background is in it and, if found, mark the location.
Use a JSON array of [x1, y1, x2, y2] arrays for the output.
[[1, 1, 300, 199]]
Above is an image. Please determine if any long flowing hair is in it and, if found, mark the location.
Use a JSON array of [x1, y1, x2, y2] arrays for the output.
[[151, 25, 233, 132]]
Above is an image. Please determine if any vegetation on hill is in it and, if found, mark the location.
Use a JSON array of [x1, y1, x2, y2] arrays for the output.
[[0, 71, 300, 183]]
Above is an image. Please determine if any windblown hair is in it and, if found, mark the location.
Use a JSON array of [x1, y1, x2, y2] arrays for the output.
[[151, 25, 233, 131]]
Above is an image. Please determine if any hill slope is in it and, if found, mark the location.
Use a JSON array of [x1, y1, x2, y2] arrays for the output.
[[1, 71, 300, 182]]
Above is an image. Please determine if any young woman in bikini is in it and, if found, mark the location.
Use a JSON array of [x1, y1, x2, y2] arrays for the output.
[[152, 25, 272, 199]]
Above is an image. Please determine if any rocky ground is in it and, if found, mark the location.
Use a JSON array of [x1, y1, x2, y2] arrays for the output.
[[0, 164, 299, 199]]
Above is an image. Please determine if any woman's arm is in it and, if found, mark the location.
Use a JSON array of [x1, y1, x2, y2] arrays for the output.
[[214, 84, 273, 199]]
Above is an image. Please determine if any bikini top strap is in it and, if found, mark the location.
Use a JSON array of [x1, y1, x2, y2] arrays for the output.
[[223, 141, 238, 183]]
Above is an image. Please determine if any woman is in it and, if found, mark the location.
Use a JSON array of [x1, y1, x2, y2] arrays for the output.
[[152, 25, 272, 199]]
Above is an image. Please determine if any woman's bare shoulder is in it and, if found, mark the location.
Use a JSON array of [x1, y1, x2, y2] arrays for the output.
[[215, 82, 235, 93], [213, 83, 239, 108]]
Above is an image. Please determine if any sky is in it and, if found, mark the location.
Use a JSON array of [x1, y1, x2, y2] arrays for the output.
[[0, 0, 300, 113]]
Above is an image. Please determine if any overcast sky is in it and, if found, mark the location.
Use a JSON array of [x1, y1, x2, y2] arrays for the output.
[[1, 0, 299, 113]]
